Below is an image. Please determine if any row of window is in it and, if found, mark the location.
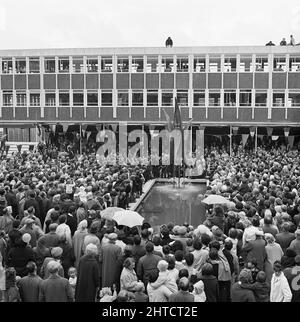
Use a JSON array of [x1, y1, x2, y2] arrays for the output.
[[1, 55, 300, 74], [2, 90, 300, 107]]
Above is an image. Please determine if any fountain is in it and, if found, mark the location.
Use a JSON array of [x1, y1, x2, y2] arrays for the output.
[[132, 98, 207, 230], [134, 178, 207, 229]]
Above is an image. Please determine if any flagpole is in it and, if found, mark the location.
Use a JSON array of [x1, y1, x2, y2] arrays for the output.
[[229, 125, 232, 157], [79, 124, 82, 155], [255, 126, 258, 153]]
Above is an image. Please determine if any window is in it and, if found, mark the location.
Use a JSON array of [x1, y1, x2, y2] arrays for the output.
[[273, 92, 285, 106], [59, 92, 69, 106], [273, 56, 286, 72], [101, 56, 113, 72], [44, 57, 56, 73], [117, 57, 129, 72], [87, 57, 98, 72], [255, 56, 268, 72], [146, 56, 159, 72], [58, 57, 69, 73], [161, 56, 174, 72], [3, 91, 13, 106], [224, 90, 236, 106], [2, 58, 13, 74], [101, 91, 112, 106], [193, 90, 205, 106], [209, 56, 221, 72], [289, 56, 300, 72], [288, 92, 300, 106], [176, 56, 189, 72], [16, 92, 27, 106], [117, 90, 129, 106], [239, 90, 252, 106], [15, 58, 26, 73], [147, 90, 158, 106], [193, 56, 206, 72], [209, 91, 221, 106], [132, 91, 143, 106], [30, 93, 40, 106], [177, 90, 188, 106], [255, 90, 267, 106], [131, 56, 144, 72], [239, 56, 253, 72], [72, 57, 84, 73], [87, 92, 98, 106], [224, 57, 236, 72], [29, 57, 40, 73], [73, 92, 84, 106], [162, 91, 173, 106], [45, 93, 56, 106]]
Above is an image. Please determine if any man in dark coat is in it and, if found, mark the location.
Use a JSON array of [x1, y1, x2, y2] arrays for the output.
[[7, 235, 35, 277], [136, 242, 161, 286], [4, 186, 19, 218], [169, 277, 194, 302], [24, 191, 40, 218], [242, 231, 267, 271], [100, 233, 122, 288], [231, 269, 256, 302], [199, 263, 219, 302], [39, 260, 74, 302], [276, 223, 296, 254], [75, 243, 100, 302], [18, 261, 43, 302]]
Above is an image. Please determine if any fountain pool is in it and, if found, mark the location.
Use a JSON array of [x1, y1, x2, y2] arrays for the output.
[[133, 179, 207, 230]]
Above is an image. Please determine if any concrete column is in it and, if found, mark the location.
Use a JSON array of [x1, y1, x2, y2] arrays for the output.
[[196, 125, 205, 158]]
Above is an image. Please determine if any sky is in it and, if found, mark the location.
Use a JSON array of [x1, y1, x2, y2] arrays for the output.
[[0, 0, 300, 50]]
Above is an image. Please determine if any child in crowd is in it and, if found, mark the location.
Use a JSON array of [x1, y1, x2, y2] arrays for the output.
[[68, 267, 77, 297], [134, 282, 148, 302], [99, 284, 117, 302], [192, 280, 207, 302]]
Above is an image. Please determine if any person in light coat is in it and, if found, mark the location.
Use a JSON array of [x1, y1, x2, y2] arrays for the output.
[[270, 261, 292, 302]]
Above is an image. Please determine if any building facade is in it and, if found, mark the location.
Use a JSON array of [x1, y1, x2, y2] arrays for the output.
[[0, 46, 299, 144]]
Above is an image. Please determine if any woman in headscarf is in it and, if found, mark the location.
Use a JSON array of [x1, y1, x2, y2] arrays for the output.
[[265, 233, 284, 284], [73, 219, 88, 268]]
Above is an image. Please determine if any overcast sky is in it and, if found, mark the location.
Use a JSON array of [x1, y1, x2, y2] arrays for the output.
[[0, 0, 300, 49]]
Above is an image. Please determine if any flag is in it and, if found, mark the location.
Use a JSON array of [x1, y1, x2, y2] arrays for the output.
[[284, 127, 290, 137], [242, 134, 249, 147], [288, 136, 295, 147], [173, 97, 182, 129], [35, 123, 41, 137], [162, 108, 173, 132]]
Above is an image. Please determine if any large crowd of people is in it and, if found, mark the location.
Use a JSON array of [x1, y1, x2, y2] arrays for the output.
[[0, 139, 300, 302]]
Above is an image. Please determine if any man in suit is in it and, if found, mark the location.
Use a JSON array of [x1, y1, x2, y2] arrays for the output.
[[18, 262, 43, 302], [39, 260, 74, 302]]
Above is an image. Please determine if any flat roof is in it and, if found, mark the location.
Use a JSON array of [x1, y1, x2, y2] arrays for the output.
[[0, 46, 300, 56]]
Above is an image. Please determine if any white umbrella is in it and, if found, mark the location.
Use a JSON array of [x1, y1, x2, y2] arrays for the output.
[[112, 210, 144, 228], [202, 194, 230, 205], [101, 207, 124, 221]]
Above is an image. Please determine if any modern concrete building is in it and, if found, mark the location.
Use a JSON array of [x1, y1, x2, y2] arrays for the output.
[[0, 45, 299, 149]]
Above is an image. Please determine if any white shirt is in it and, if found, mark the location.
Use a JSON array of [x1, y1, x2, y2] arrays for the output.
[[147, 283, 172, 302], [270, 273, 292, 302]]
